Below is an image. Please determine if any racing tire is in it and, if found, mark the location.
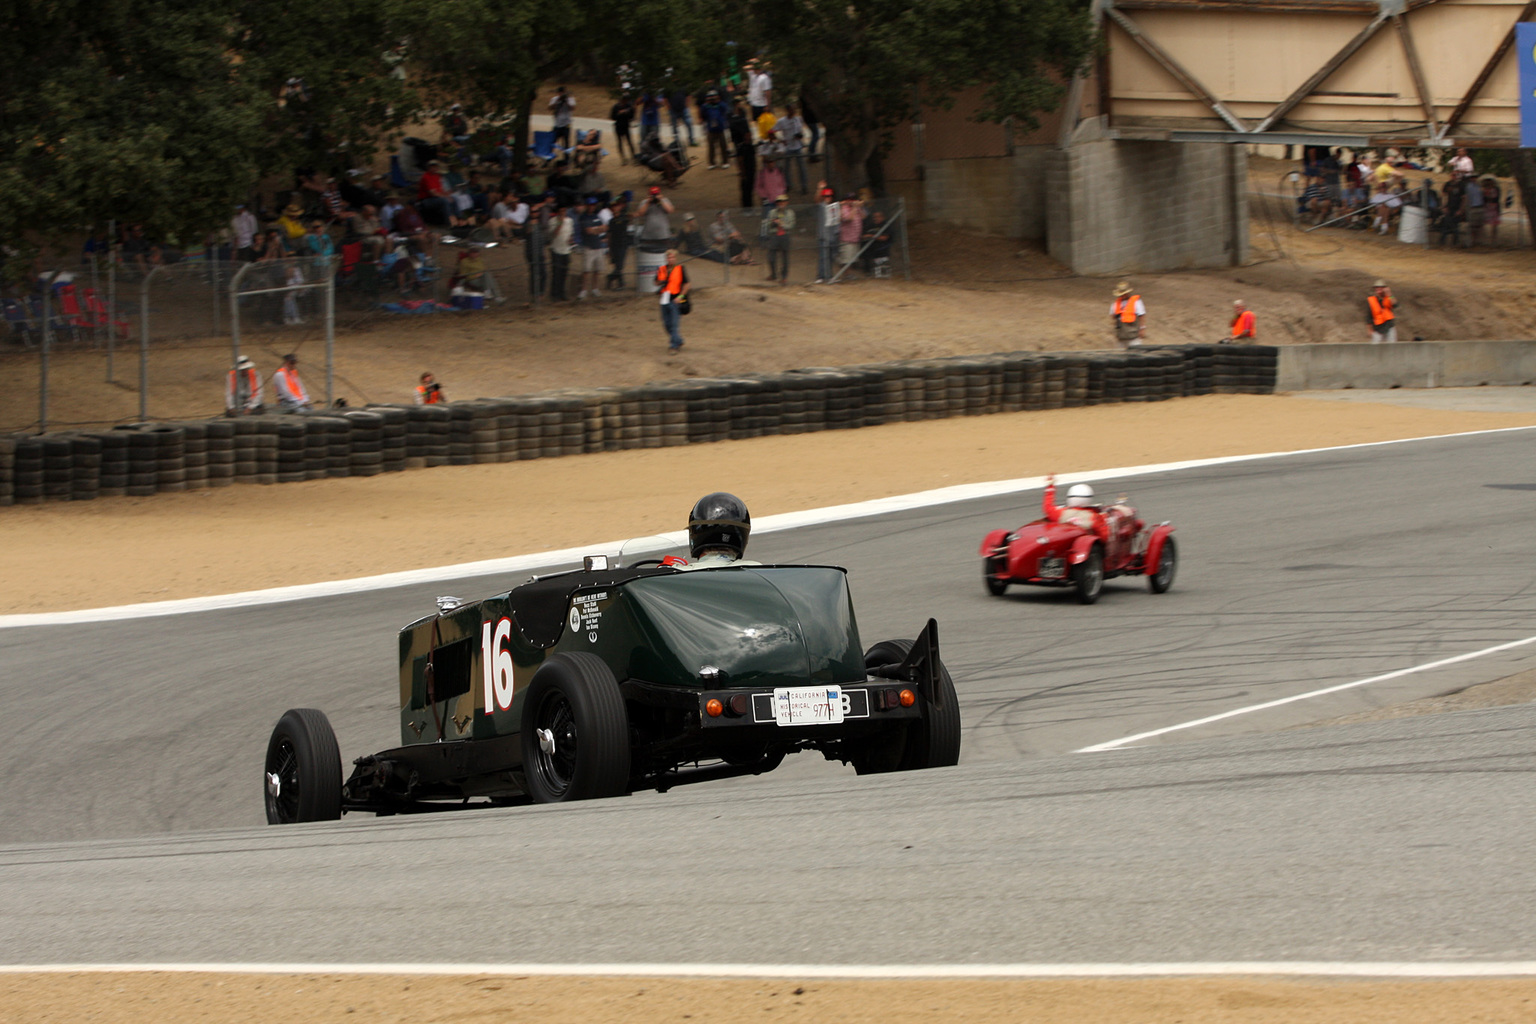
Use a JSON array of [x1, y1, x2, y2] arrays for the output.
[[983, 558, 1008, 596], [520, 653, 631, 803], [855, 640, 962, 774], [1149, 536, 1177, 594], [1074, 545, 1104, 605], [264, 708, 343, 825]]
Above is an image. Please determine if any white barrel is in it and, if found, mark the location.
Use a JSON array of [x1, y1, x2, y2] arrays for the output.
[[635, 249, 666, 293], [1398, 204, 1427, 244]]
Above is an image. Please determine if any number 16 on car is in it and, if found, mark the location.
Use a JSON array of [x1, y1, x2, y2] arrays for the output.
[[482, 617, 515, 713]]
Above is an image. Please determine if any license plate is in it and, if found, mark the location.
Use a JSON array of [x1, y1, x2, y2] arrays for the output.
[[1039, 556, 1065, 578], [772, 685, 845, 726]]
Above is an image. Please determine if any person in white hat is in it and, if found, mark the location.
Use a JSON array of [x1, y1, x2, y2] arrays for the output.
[[1110, 281, 1145, 347], [226, 355, 263, 416]]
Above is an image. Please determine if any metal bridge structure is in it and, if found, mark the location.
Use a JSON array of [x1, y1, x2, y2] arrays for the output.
[[1060, 0, 1531, 148]]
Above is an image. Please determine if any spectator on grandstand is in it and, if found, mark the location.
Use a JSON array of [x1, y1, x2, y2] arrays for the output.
[[610, 94, 637, 165], [860, 208, 893, 275], [416, 160, 454, 226], [549, 85, 577, 149], [710, 210, 753, 265], [232, 204, 259, 262], [700, 91, 732, 170], [754, 156, 786, 208], [838, 194, 864, 272], [276, 203, 307, 248], [667, 89, 696, 147], [777, 103, 809, 195], [120, 224, 162, 274], [606, 192, 633, 290]]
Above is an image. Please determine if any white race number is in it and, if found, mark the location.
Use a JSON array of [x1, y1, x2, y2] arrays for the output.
[[481, 617, 515, 713]]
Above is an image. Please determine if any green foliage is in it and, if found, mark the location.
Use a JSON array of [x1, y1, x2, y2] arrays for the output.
[[735, 0, 1096, 185], [0, 0, 414, 254]]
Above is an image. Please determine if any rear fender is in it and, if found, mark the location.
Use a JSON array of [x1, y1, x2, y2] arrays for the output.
[[979, 528, 1011, 557], [1146, 524, 1176, 574], [1069, 534, 1099, 565]]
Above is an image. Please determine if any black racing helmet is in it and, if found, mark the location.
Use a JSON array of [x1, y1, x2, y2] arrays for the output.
[[688, 492, 751, 559]]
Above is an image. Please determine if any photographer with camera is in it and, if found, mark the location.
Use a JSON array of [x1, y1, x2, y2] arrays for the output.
[[415, 371, 446, 405]]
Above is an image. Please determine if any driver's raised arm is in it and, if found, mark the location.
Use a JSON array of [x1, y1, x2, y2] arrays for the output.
[[1042, 475, 1060, 522]]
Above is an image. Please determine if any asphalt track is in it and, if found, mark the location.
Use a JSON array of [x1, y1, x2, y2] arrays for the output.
[[0, 428, 1533, 964]]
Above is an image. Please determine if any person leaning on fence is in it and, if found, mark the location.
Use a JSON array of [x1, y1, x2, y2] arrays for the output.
[[415, 371, 445, 405], [656, 249, 689, 353], [273, 354, 312, 412], [1366, 279, 1397, 344], [1111, 281, 1145, 347], [226, 355, 263, 416], [1225, 300, 1256, 344]]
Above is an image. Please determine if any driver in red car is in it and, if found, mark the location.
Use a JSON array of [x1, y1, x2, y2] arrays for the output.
[[1045, 474, 1140, 566], [1043, 475, 1109, 542]]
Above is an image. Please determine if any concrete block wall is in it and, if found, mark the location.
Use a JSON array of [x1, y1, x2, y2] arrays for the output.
[[1277, 341, 1536, 391], [1046, 140, 1248, 275], [918, 146, 1052, 240]]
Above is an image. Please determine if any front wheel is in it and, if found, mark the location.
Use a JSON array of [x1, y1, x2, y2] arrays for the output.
[[983, 558, 1008, 596], [520, 653, 631, 803], [1149, 536, 1177, 594], [264, 708, 343, 825], [1074, 546, 1104, 605], [855, 640, 962, 774]]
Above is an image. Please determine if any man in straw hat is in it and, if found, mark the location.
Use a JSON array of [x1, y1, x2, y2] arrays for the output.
[[1110, 281, 1145, 347], [226, 355, 263, 416]]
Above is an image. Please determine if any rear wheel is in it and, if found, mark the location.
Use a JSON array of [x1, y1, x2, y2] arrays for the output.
[[1149, 537, 1177, 594], [1074, 546, 1104, 605], [520, 653, 631, 803], [264, 708, 343, 825], [854, 640, 962, 774]]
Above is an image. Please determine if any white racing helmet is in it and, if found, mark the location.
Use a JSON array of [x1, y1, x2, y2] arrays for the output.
[[1066, 483, 1096, 508]]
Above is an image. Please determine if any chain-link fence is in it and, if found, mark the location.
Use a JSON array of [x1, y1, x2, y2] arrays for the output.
[[1250, 176, 1531, 249]]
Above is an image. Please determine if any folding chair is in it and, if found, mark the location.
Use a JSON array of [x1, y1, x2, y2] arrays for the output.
[[530, 131, 558, 167], [2, 298, 38, 347], [84, 288, 130, 339], [57, 284, 93, 340]]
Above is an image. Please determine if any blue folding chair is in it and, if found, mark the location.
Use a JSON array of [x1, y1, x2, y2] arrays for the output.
[[530, 131, 558, 167], [2, 298, 38, 347]]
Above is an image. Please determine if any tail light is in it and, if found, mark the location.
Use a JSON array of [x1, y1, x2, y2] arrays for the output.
[[705, 699, 724, 718]]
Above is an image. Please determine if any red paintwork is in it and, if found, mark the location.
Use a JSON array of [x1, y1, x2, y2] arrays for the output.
[[981, 502, 1175, 592]]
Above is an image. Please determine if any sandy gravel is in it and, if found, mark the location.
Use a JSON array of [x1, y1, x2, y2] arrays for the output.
[[3, 972, 1535, 1024]]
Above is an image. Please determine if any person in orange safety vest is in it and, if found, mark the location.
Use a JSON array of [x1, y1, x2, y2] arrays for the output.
[[656, 248, 690, 352], [1111, 280, 1145, 347], [415, 371, 446, 404], [1367, 279, 1397, 343], [1226, 299, 1256, 343], [226, 355, 263, 415], [273, 353, 312, 412]]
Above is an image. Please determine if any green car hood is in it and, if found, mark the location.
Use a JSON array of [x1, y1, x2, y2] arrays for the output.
[[621, 566, 864, 689]]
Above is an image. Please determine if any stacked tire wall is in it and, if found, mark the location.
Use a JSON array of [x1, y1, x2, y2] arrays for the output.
[[0, 345, 1277, 506]]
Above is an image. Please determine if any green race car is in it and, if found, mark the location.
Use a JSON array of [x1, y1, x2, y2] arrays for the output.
[[263, 554, 961, 823]]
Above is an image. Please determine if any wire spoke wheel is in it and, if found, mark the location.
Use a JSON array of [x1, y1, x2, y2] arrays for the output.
[[531, 690, 580, 799], [264, 739, 300, 823]]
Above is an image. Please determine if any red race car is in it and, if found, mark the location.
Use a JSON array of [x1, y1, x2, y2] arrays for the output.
[[979, 478, 1176, 604]]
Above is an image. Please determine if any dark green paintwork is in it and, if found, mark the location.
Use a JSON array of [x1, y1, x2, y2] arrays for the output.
[[395, 565, 862, 748]]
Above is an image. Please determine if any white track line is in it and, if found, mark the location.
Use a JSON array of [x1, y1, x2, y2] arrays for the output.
[[4, 424, 1533, 630], [2, 962, 1535, 978], [1077, 633, 1536, 753]]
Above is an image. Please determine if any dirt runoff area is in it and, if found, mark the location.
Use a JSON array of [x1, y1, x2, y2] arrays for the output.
[[3, 971, 1535, 1024], [4, 392, 1536, 614]]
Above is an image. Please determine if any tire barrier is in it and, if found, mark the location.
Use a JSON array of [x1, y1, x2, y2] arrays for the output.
[[1, 344, 1280, 508], [0, 435, 14, 507]]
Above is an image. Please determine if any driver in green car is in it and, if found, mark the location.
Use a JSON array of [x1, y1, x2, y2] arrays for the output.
[[672, 492, 762, 569]]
